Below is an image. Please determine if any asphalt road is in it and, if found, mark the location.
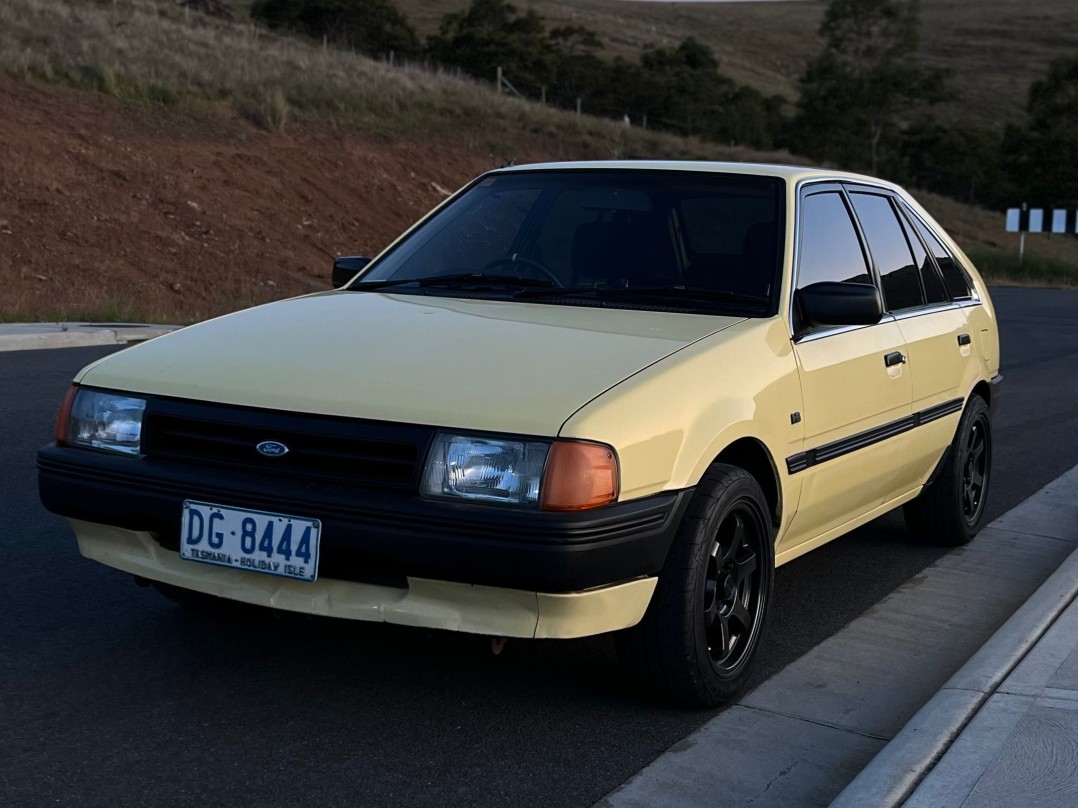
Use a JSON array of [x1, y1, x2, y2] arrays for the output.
[[2, 287, 1076, 808]]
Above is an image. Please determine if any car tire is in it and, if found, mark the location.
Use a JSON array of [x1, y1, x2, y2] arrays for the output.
[[614, 464, 774, 707], [904, 394, 992, 546]]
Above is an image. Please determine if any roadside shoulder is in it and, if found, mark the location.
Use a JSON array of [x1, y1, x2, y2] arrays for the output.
[[0, 323, 180, 352]]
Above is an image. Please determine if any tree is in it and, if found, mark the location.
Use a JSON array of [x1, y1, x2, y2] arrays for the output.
[[791, 0, 946, 173], [1004, 55, 1078, 207], [427, 0, 558, 96], [426, 5, 784, 151], [250, 0, 420, 59], [547, 26, 607, 108], [899, 121, 1007, 206], [639, 38, 729, 134]]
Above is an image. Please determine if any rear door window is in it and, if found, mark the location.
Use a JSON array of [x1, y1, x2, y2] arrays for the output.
[[849, 193, 925, 312]]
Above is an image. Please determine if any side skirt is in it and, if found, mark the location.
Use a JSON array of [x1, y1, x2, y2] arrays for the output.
[[774, 487, 922, 568]]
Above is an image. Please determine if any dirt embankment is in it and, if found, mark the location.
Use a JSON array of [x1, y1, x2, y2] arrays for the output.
[[0, 76, 531, 322]]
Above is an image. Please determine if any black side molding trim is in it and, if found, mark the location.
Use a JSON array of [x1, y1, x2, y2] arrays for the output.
[[786, 397, 964, 475]]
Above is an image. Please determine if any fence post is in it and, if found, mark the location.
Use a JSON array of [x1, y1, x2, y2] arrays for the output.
[[576, 98, 581, 119], [541, 86, 546, 105], [1020, 202, 1027, 265], [642, 114, 647, 130], [389, 50, 395, 67], [496, 66, 503, 94]]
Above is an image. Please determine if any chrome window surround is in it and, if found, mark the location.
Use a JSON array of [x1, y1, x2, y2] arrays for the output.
[[787, 178, 982, 344]]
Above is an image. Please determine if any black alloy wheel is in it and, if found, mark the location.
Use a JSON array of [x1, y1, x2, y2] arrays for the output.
[[615, 464, 774, 706], [904, 394, 993, 546], [962, 411, 990, 526], [703, 507, 766, 678]]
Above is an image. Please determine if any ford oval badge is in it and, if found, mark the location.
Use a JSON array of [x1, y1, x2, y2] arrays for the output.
[[256, 440, 290, 458]]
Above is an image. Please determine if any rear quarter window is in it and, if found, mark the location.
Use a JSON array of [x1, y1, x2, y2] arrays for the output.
[[910, 213, 975, 300], [897, 208, 949, 305]]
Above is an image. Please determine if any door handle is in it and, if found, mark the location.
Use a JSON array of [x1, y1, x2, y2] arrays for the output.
[[957, 333, 972, 346], [884, 351, 907, 367]]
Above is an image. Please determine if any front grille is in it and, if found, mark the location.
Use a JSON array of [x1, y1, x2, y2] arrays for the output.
[[142, 398, 434, 490]]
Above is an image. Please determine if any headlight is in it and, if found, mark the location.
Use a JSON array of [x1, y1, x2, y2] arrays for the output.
[[422, 434, 549, 505], [421, 433, 619, 510], [61, 387, 147, 456]]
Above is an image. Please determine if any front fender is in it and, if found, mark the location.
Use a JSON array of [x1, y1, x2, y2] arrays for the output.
[[558, 318, 805, 538]]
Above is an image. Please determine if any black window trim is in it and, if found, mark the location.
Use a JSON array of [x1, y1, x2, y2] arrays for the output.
[[784, 176, 987, 342], [788, 178, 983, 342]]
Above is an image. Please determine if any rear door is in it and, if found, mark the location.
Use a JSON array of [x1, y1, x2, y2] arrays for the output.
[[844, 188, 972, 490], [781, 185, 913, 553], [900, 202, 982, 413]]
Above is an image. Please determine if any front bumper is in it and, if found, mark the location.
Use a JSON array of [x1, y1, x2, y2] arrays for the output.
[[39, 443, 690, 597], [67, 519, 658, 638]]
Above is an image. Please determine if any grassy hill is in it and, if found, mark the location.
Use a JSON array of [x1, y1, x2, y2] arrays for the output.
[[0, 0, 1075, 322], [392, 0, 1078, 129]]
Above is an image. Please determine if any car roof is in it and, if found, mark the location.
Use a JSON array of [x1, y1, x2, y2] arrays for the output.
[[495, 160, 901, 191]]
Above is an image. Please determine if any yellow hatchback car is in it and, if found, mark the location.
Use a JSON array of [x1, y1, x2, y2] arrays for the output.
[[39, 162, 1000, 706]]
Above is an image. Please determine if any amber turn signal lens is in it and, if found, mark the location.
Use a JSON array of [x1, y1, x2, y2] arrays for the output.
[[54, 385, 78, 445], [540, 441, 619, 511]]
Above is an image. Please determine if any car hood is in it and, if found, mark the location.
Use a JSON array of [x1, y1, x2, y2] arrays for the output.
[[78, 292, 745, 435]]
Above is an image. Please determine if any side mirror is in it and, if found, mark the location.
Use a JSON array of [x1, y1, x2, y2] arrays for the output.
[[797, 281, 883, 329], [332, 256, 372, 289]]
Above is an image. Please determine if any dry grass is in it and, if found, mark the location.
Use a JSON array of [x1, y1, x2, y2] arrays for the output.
[[915, 190, 1078, 286], [0, 0, 802, 161]]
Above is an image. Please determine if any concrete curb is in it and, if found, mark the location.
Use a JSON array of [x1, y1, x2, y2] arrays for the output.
[[830, 543, 1078, 808], [0, 323, 181, 352], [598, 464, 1078, 808]]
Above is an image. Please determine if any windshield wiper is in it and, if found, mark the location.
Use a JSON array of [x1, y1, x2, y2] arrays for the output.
[[515, 284, 768, 306], [348, 273, 556, 292]]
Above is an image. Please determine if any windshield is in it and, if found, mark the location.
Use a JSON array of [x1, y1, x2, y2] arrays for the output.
[[356, 169, 786, 316]]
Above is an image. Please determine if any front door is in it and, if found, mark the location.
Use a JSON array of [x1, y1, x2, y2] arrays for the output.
[[780, 188, 913, 553]]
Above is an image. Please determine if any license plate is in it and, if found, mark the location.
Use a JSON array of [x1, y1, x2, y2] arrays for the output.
[[180, 500, 321, 582]]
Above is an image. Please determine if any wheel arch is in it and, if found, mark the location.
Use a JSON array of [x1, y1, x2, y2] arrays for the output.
[[926, 382, 993, 487], [709, 437, 783, 529]]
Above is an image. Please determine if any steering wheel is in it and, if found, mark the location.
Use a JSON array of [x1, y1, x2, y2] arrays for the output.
[[482, 254, 563, 287]]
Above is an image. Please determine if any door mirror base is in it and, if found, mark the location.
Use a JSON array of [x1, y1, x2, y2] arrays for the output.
[[332, 256, 373, 289]]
